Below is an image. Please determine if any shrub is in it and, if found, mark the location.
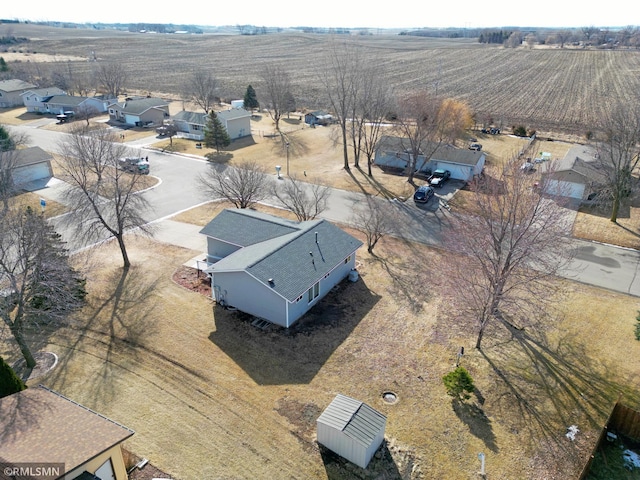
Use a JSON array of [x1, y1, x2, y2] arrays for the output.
[[0, 356, 26, 398], [512, 125, 528, 137], [442, 366, 475, 400]]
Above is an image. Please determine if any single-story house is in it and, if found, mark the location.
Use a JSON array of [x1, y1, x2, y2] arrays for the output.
[[10, 146, 54, 186], [317, 393, 387, 469], [44, 94, 114, 115], [0, 79, 38, 108], [305, 110, 333, 126], [107, 97, 170, 127], [539, 145, 606, 199], [21, 87, 67, 112], [374, 135, 486, 182], [0, 385, 134, 480], [200, 209, 363, 327], [172, 109, 251, 141]]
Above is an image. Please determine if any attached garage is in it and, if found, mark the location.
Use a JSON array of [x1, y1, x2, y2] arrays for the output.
[[11, 146, 54, 186], [540, 148, 605, 200], [317, 394, 387, 469]]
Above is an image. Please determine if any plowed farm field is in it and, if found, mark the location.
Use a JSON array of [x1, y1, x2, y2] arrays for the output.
[[4, 23, 640, 137]]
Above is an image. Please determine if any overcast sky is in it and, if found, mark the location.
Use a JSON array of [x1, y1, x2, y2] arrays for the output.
[[2, 1, 636, 29]]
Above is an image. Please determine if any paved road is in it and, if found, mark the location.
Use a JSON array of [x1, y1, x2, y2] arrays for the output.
[[11, 122, 640, 297]]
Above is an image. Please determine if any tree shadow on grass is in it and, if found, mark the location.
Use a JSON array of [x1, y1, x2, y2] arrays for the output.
[[46, 265, 161, 405], [204, 152, 233, 163], [452, 397, 498, 453], [209, 276, 380, 385], [479, 321, 638, 473]]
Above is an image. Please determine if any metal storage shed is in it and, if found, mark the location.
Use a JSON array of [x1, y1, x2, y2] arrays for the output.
[[317, 394, 387, 469]]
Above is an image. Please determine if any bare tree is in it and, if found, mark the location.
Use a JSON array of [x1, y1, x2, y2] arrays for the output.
[[0, 207, 86, 368], [260, 65, 293, 132], [271, 174, 331, 221], [95, 62, 128, 98], [443, 158, 572, 350], [591, 99, 640, 222], [348, 65, 394, 175], [324, 38, 365, 171], [184, 69, 218, 113], [199, 160, 269, 209], [57, 125, 153, 269], [0, 126, 29, 214], [351, 195, 391, 254], [74, 104, 100, 127]]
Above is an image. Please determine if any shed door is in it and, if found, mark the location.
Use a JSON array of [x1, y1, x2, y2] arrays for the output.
[[94, 459, 115, 480], [12, 163, 51, 185]]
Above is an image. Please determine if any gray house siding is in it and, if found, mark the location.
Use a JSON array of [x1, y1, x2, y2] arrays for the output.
[[206, 238, 242, 263], [212, 271, 287, 325], [0, 80, 37, 108]]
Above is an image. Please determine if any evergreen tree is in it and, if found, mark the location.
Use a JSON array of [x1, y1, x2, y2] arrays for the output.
[[0, 57, 8, 72], [442, 367, 475, 400], [243, 85, 259, 111], [204, 111, 231, 154], [0, 125, 14, 151], [0, 356, 26, 398]]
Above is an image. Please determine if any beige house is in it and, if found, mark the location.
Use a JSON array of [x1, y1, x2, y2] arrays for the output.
[[0, 385, 134, 480], [0, 79, 37, 107]]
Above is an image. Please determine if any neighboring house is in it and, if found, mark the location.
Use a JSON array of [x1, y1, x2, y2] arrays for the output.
[[539, 145, 606, 199], [305, 110, 333, 126], [0, 79, 38, 107], [374, 135, 486, 182], [200, 209, 363, 328], [0, 385, 134, 480], [317, 393, 387, 469], [172, 109, 251, 141], [44, 95, 114, 115], [11, 146, 54, 186], [108, 97, 170, 127], [21, 87, 67, 112], [217, 108, 251, 139]]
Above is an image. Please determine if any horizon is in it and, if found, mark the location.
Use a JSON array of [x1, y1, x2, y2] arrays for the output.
[[2, 0, 637, 31]]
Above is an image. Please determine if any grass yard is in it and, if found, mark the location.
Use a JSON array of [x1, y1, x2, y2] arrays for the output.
[[2, 200, 640, 479]]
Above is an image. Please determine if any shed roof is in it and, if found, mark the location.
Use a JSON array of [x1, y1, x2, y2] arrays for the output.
[[201, 209, 363, 301], [317, 394, 387, 448], [0, 79, 37, 92], [0, 385, 134, 473]]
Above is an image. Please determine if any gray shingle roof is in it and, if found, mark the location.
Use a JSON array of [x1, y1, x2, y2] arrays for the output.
[[201, 209, 363, 301], [317, 394, 386, 448], [14, 146, 53, 167], [173, 110, 208, 125], [377, 135, 482, 166], [21, 87, 66, 98], [0, 79, 37, 92], [110, 97, 168, 114], [46, 95, 87, 107], [217, 108, 251, 121]]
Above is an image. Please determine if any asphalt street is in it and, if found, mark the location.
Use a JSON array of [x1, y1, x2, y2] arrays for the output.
[[11, 122, 640, 298]]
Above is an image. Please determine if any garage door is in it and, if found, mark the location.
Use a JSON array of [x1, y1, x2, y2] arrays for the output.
[[544, 180, 585, 199], [12, 162, 51, 185], [435, 163, 473, 181]]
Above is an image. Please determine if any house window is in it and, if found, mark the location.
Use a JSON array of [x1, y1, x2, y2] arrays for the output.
[[308, 282, 319, 303], [193, 124, 201, 130]]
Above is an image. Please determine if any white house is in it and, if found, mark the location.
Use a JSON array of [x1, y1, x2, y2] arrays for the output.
[[0, 385, 134, 480], [10, 146, 54, 186], [317, 393, 387, 469], [200, 209, 363, 327], [21, 87, 67, 112], [374, 135, 486, 182], [540, 145, 606, 200]]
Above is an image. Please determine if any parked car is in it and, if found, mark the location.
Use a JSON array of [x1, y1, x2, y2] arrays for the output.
[[469, 142, 482, 151], [429, 169, 451, 188], [413, 185, 434, 203], [118, 157, 149, 175]]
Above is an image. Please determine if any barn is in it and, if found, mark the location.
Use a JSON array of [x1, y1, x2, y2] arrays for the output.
[[317, 394, 387, 469]]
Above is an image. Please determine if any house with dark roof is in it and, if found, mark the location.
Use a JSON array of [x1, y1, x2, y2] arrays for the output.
[[0, 385, 134, 480], [200, 209, 363, 327], [374, 135, 486, 182], [539, 145, 606, 199], [0, 79, 38, 107], [172, 109, 251, 141], [21, 87, 67, 112], [305, 110, 333, 126], [107, 97, 170, 127], [317, 393, 387, 469]]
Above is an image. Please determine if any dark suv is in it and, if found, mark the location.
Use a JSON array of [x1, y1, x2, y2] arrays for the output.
[[413, 185, 434, 203]]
